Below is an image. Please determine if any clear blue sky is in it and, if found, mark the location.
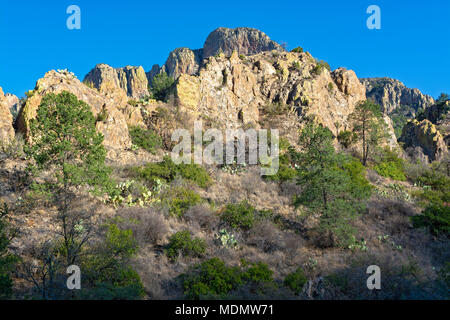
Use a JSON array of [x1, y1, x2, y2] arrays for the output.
[[1, 0, 449, 98]]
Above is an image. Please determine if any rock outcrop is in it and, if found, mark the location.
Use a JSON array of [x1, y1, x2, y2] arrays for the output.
[[0, 87, 15, 144], [360, 77, 434, 114], [147, 27, 284, 83], [399, 119, 447, 162], [17, 70, 131, 152], [202, 27, 284, 59], [168, 50, 367, 137], [84, 64, 149, 99]]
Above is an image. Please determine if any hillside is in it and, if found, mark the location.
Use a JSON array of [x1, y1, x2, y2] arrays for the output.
[[0, 27, 449, 300]]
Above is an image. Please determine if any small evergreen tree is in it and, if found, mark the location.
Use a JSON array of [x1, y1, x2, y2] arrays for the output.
[[27, 91, 112, 267], [348, 100, 387, 165], [150, 72, 174, 101], [291, 122, 371, 247]]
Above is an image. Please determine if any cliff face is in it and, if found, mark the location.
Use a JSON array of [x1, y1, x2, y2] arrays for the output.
[[84, 64, 149, 99], [399, 119, 447, 162], [147, 27, 284, 84], [17, 70, 131, 153], [0, 87, 15, 144], [361, 77, 434, 114], [169, 50, 367, 136]]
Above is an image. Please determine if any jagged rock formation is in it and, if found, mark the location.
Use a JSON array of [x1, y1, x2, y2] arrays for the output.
[[0, 87, 15, 144], [17, 70, 131, 153], [202, 27, 284, 59], [167, 50, 367, 135], [84, 64, 149, 99], [399, 119, 447, 162], [147, 27, 284, 83], [361, 77, 434, 114], [4, 93, 19, 117]]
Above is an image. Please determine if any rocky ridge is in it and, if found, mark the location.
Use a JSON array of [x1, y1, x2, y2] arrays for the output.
[[361, 77, 435, 114], [147, 27, 285, 83]]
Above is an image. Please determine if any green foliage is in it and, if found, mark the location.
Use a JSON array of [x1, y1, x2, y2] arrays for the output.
[[291, 122, 371, 247], [182, 258, 243, 299], [221, 200, 256, 230], [262, 102, 291, 116], [217, 229, 238, 248], [0, 203, 18, 299], [149, 72, 174, 101], [348, 100, 387, 165], [263, 153, 296, 182], [27, 91, 112, 194], [312, 60, 331, 75], [128, 125, 162, 154], [412, 204, 450, 237], [409, 164, 450, 207], [166, 230, 206, 261], [181, 258, 274, 300], [436, 93, 449, 104], [127, 99, 139, 107], [161, 186, 202, 217], [291, 47, 304, 53], [134, 156, 211, 188], [240, 260, 274, 284], [337, 130, 357, 149], [80, 223, 144, 299], [389, 104, 416, 137], [284, 267, 308, 294], [374, 161, 406, 181]]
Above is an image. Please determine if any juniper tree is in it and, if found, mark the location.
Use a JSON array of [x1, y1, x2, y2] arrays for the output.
[[27, 91, 112, 267], [291, 122, 371, 247]]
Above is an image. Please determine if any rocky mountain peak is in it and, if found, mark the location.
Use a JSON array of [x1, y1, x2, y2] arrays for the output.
[[360, 77, 434, 114], [84, 64, 149, 99], [147, 27, 284, 84], [202, 27, 284, 59]]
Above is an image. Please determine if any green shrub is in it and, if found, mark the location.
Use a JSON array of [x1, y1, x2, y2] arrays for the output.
[[241, 261, 274, 284], [373, 150, 406, 181], [312, 60, 331, 75], [181, 258, 275, 300], [134, 156, 211, 188], [374, 161, 406, 181], [166, 230, 206, 261], [128, 126, 162, 154], [162, 186, 202, 217], [80, 223, 145, 299], [182, 258, 243, 299], [221, 200, 256, 230], [263, 153, 296, 182], [412, 204, 450, 236], [337, 130, 357, 148], [149, 72, 174, 101], [127, 99, 139, 107], [284, 267, 308, 294], [291, 47, 304, 53]]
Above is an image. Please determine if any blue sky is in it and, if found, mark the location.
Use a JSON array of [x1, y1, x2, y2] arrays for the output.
[[1, 0, 449, 98]]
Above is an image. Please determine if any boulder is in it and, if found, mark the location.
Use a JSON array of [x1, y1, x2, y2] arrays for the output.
[[399, 119, 447, 162]]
